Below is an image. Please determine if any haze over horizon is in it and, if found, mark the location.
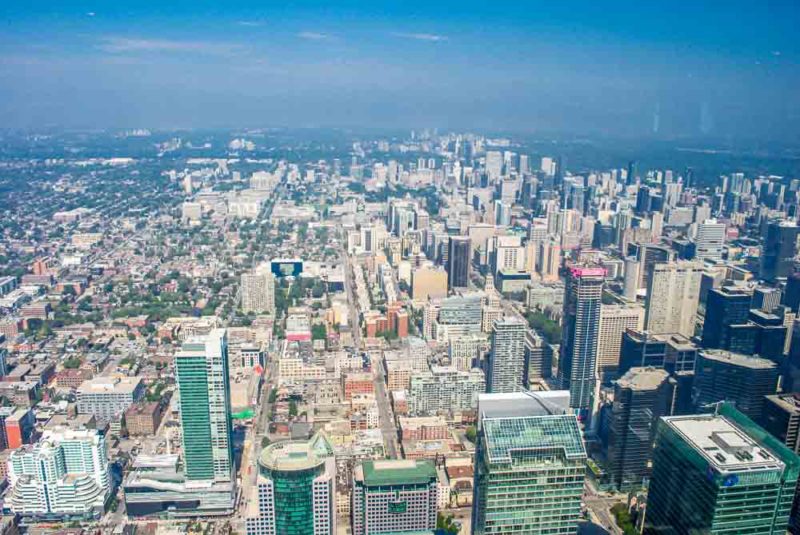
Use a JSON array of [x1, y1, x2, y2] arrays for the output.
[[1, 1, 799, 142]]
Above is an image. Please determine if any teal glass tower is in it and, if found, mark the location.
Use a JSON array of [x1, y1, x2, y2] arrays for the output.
[[471, 391, 587, 534], [175, 328, 234, 482], [645, 404, 800, 534]]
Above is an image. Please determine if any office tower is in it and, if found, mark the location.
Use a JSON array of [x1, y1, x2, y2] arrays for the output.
[[753, 286, 782, 312], [519, 154, 530, 174], [351, 460, 438, 535], [627, 242, 673, 290], [597, 304, 644, 376], [559, 267, 604, 410], [623, 257, 639, 300], [432, 295, 483, 342], [411, 265, 448, 302], [761, 220, 800, 281], [645, 406, 798, 534], [472, 391, 586, 534], [620, 330, 697, 376], [6, 428, 110, 519], [241, 265, 276, 314], [694, 349, 777, 420], [702, 287, 752, 349], [786, 272, 800, 313], [626, 160, 637, 185], [607, 367, 673, 490], [245, 434, 336, 535], [485, 151, 503, 180], [524, 329, 551, 381], [761, 394, 800, 453], [447, 236, 471, 290], [175, 328, 234, 482], [644, 261, 702, 338], [749, 308, 789, 362], [695, 218, 726, 262], [487, 317, 527, 393]]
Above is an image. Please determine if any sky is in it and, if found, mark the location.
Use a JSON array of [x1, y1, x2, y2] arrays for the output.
[[0, 1, 799, 140]]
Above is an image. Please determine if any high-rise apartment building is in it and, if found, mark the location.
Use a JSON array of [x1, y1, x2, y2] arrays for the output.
[[645, 406, 798, 534], [407, 366, 485, 415], [175, 328, 234, 483], [607, 367, 672, 490], [241, 264, 276, 314], [695, 218, 726, 262], [644, 261, 702, 338], [559, 267, 604, 410], [597, 304, 644, 376], [351, 459, 438, 535], [486, 316, 527, 393], [77, 376, 145, 421], [447, 236, 471, 290], [694, 349, 778, 421], [6, 428, 110, 519], [472, 391, 586, 534], [246, 433, 336, 535]]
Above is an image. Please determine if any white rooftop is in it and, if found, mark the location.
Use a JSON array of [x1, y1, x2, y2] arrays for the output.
[[666, 415, 784, 473]]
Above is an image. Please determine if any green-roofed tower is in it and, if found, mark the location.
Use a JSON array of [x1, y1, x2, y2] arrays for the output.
[[352, 459, 438, 535], [472, 391, 587, 534]]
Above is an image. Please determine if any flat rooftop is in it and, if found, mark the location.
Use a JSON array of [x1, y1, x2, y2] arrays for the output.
[[355, 459, 437, 487], [616, 367, 669, 391], [77, 376, 142, 394], [665, 414, 785, 473]]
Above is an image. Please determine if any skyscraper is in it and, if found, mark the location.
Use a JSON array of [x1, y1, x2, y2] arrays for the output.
[[487, 316, 527, 393], [702, 286, 752, 349], [760, 220, 800, 281], [596, 304, 644, 376], [246, 433, 336, 535], [644, 260, 702, 338], [607, 367, 673, 490], [695, 218, 726, 262], [472, 391, 586, 534], [761, 393, 800, 454], [559, 267, 605, 410], [645, 406, 798, 534], [352, 459, 438, 535], [175, 328, 234, 483], [447, 236, 471, 290], [694, 349, 778, 421]]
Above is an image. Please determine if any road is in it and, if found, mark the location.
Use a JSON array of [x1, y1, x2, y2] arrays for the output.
[[372, 351, 399, 459], [583, 479, 624, 535]]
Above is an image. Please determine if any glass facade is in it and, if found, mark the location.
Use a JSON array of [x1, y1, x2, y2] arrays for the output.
[[175, 352, 214, 480], [473, 397, 587, 534], [261, 464, 321, 534], [645, 405, 800, 534]]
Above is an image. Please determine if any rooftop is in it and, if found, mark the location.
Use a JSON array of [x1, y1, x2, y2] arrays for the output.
[[616, 367, 670, 391], [665, 414, 785, 473], [259, 432, 333, 472], [77, 375, 142, 394], [478, 391, 586, 463], [700, 349, 776, 370], [355, 459, 437, 487]]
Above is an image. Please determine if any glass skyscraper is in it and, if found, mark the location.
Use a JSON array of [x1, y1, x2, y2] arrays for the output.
[[471, 391, 587, 534], [175, 328, 234, 483], [558, 266, 605, 411], [645, 404, 799, 534], [246, 433, 336, 535]]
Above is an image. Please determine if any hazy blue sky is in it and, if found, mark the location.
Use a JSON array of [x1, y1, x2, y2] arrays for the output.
[[1, 1, 798, 139]]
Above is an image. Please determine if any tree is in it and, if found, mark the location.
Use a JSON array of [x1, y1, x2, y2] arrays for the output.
[[268, 388, 278, 404], [465, 425, 477, 443], [436, 513, 460, 535], [288, 400, 298, 417], [312, 324, 327, 341], [63, 356, 82, 369]]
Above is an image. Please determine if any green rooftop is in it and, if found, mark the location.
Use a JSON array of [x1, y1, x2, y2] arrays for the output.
[[483, 413, 586, 463], [357, 459, 437, 487]]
